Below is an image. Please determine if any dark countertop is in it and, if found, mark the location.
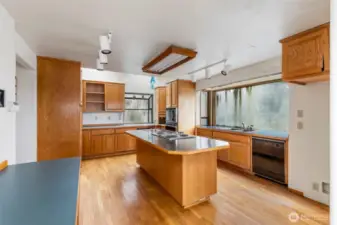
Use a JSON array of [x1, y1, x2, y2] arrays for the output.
[[82, 123, 158, 129], [0, 157, 81, 225], [127, 130, 229, 155], [198, 126, 288, 140]]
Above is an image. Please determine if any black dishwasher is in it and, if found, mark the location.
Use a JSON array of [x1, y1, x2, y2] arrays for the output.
[[252, 137, 286, 184]]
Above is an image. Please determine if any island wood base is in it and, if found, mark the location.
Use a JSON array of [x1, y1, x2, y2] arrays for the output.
[[136, 140, 218, 208]]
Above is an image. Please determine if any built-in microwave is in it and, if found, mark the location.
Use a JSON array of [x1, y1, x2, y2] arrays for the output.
[[166, 108, 178, 127]]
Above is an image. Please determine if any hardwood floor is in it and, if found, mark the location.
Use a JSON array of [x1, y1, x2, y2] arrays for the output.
[[79, 154, 329, 225]]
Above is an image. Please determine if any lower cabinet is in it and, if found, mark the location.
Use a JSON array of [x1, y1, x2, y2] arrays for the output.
[[116, 134, 136, 152], [212, 131, 252, 171], [82, 127, 151, 159], [228, 142, 251, 170]]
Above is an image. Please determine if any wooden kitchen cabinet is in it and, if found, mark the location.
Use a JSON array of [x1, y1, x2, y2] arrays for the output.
[[171, 80, 178, 107], [155, 87, 167, 122], [116, 134, 136, 152], [91, 134, 115, 155], [280, 23, 330, 83], [196, 128, 212, 138], [228, 142, 251, 170], [82, 130, 91, 157], [166, 83, 171, 108], [105, 83, 125, 111]]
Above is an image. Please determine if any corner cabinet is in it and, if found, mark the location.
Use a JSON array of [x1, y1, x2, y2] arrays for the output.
[[166, 83, 171, 108], [280, 23, 330, 84]]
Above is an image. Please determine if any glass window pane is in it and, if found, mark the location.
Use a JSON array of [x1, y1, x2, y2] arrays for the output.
[[124, 110, 150, 123], [215, 82, 289, 131]]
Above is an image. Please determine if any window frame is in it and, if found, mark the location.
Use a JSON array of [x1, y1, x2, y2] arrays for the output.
[[124, 92, 153, 124]]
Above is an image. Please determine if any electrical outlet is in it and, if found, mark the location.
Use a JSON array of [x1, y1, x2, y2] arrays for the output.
[[297, 121, 303, 130], [95, 116, 98, 120], [297, 110, 304, 118], [108, 116, 111, 120], [312, 182, 319, 191], [322, 182, 330, 194]]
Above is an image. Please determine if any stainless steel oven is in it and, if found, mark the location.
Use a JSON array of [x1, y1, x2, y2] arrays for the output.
[[166, 108, 178, 128]]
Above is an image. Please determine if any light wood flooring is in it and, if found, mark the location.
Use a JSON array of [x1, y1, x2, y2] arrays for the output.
[[79, 154, 329, 225]]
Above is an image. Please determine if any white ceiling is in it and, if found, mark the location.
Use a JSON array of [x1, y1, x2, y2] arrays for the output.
[[0, 0, 330, 79]]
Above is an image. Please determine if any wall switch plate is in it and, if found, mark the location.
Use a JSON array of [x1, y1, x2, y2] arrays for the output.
[[322, 182, 330, 194], [297, 121, 303, 130], [297, 110, 304, 118], [312, 182, 319, 191]]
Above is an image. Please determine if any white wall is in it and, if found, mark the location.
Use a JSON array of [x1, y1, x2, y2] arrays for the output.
[[82, 68, 169, 124], [288, 82, 330, 205], [0, 5, 16, 165], [16, 65, 37, 164], [15, 33, 37, 70]]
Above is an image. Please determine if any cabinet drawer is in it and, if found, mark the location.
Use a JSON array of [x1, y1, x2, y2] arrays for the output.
[[91, 129, 114, 135], [196, 129, 213, 138], [213, 131, 250, 144]]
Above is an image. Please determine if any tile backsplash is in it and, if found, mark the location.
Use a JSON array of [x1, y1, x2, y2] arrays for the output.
[[83, 112, 123, 125]]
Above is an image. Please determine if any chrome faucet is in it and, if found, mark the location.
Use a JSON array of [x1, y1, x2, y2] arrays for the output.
[[241, 122, 246, 130]]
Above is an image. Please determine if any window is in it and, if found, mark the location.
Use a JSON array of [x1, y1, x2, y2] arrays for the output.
[[124, 93, 153, 124], [215, 82, 289, 131], [200, 91, 209, 126]]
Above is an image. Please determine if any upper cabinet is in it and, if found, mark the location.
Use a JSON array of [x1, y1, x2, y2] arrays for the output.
[[280, 23, 330, 84], [166, 84, 171, 108], [83, 81, 125, 112], [156, 87, 166, 115], [166, 80, 178, 108], [105, 83, 125, 111], [171, 80, 178, 108]]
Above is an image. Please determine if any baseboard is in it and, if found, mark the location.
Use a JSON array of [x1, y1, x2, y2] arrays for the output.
[[288, 188, 304, 196], [82, 150, 136, 160]]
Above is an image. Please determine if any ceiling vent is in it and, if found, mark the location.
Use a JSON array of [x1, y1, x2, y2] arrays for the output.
[[142, 45, 197, 75]]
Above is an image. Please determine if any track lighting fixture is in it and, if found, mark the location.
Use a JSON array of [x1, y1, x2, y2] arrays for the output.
[[100, 32, 112, 55], [96, 58, 104, 71], [205, 68, 211, 79], [99, 51, 108, 64]]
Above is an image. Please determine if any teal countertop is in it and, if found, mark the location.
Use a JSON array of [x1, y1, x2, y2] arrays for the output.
[[0, 157, 81, 225], [198, 126, 288, 140]]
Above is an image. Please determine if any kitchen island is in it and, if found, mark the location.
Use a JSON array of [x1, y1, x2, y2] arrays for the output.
[[126, 129, 230, 208]]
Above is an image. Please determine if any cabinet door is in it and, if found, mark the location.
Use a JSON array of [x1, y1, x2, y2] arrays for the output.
[[166, 84, 171, 108], [103, 134, 115, 154], [159, 88, 166, 114], [116, 134, 136, 152], [282, 27, 328, 79], [82, 130, 91, 157], [91, 135, 104, 155], [105, 83, 125, 111], [196, 129, 212, 138], [228, 142, 251, 170], [218, 149, 229, 162], [171, 80, 178, 107]]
